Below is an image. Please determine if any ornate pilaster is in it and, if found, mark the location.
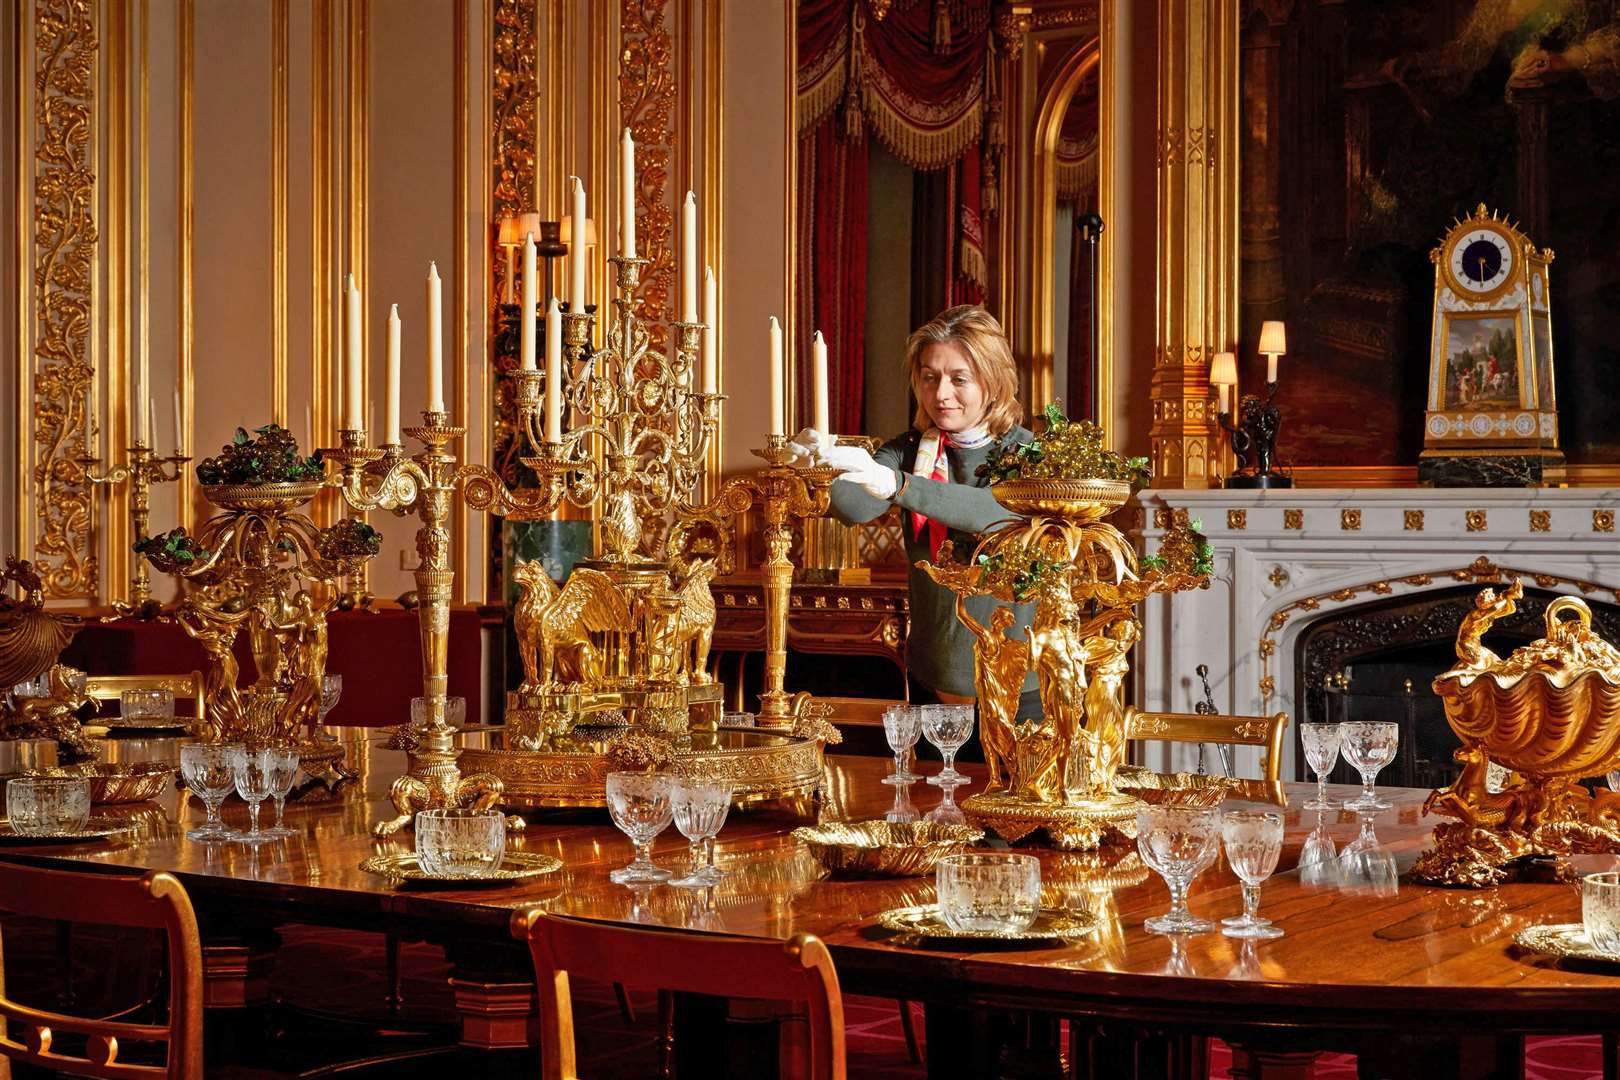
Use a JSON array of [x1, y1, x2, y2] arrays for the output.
[[619, 0, 677, 352], [23, 0, 100, 598], [1150, 0, 1240, 488]]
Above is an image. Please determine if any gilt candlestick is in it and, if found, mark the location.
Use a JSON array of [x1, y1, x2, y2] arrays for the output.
[[80, 442, 190, 613]]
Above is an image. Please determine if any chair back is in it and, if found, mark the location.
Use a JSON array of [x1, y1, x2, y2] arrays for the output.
[[83, 673, 207, 728], [511, 910, 844, 1080], [0, 863, 203, 1078], [1125, 708, 1290, 782]]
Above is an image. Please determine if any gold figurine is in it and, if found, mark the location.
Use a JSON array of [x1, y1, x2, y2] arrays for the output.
[[921, 465, 1212, 851], [1415, 585, 1620, 886]]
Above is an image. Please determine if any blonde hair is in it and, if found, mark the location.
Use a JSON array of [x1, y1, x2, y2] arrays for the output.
[[905, 305, 1023, 436]]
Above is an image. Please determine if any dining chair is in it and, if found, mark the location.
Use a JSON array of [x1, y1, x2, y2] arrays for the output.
[[510, 909, 845, 1080], [1124, 708, 1290, 782], [83, 672, 208, 729], [0, 863, 204, 1079]]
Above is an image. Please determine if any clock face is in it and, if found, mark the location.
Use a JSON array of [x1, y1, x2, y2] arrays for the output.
[[1449, 227, 1514, 295]]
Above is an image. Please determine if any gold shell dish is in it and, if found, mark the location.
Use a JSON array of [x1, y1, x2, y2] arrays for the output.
[[989, 478, 1132, 520], [1514, 923, 1620, 966], [201, 481, 325, 513], [36, 761, 175, 804], [358, 850, 564, 886], [1114, 766, 1235, 807], [875, 904, 1099, 946], [792, 820, 985, 878], [0, 820, 131, 843]]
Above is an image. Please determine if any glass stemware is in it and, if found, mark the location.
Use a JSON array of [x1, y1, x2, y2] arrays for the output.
[[925, 781, 967, 825], [921, 704, 974, 787], [180, 743, 237, 841], [1220, 810, 1285, 939], [1136, 805, 1221, 935], [881, 705, 923, 785], [670, 777, 733, 888], [1339, 721, 1399, 811], [410, 695, 467, 729], [1337, 812, 1398, 897], [885, 780, 920, 823], [262, 747, 301, 838], [320, 674, 342, 721], [228, 746, 275, 842], [1300, 722, 1343, 811], [606, 772, 674, 884], [1298, 809, 1339, 888]]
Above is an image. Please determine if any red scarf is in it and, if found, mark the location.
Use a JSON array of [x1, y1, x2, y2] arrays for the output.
[[910, 429, 952, 559]]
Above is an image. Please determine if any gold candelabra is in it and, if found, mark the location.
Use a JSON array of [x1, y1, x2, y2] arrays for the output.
[[680, 435, 839, 729], [79, 441, 189, 614], [323, 420, 507, 836]]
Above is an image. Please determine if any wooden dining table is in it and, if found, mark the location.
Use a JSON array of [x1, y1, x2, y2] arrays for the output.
[[4, 726, 1619, 1080]]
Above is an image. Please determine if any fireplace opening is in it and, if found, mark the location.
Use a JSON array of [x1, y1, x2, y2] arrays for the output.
[[1291, 585, 1620, 786]]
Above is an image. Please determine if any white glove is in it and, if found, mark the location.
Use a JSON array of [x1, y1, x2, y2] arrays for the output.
[[825, 445, 898, 499], [785, 426, 835, 467]]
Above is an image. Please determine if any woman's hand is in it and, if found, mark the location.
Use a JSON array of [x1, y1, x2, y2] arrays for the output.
[[824, 445, 897, 499], [786, 426, 835, 466]]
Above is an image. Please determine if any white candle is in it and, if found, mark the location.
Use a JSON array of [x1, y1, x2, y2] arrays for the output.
[[1218, 383, 1231, 414], [681, 191, 697, 322], [620, 127, 637, 259], [545, 296, 563, 443], [426, 262, 444, 413], [520, 234, 537, 372], [131, 359, 145, 445], [570, 176, 587, 308], [1266, 354, 1279, 385], [148, 400, 158, 452], [768, 316, 784, 437], [811, 330, 830, 435], [345, 274, 362, 429], [503, 245, 516, 305], [702, 265, 717, 394], [172, 389, 182, 450], [386, 304, 402, 444]]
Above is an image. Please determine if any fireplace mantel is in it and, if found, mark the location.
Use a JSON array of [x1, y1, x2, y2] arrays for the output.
[[1131, 487, 1620, 776]]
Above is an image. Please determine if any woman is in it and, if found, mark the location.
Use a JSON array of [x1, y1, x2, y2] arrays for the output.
[[816, 305, 1039, 724]]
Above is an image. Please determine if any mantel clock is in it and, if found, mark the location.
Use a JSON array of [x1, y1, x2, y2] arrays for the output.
[[1420, 204, 1562, 486]]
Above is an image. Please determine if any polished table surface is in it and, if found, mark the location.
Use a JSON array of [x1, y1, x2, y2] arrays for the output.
[[5, 728, 1620, 1043]]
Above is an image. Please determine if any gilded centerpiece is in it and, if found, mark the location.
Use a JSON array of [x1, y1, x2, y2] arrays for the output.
[[1414, 583, 1620, 886], [922, 406, 1212, 850]]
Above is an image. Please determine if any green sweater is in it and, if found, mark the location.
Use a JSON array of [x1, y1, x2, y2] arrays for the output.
[[827, 427, 1037, 699]]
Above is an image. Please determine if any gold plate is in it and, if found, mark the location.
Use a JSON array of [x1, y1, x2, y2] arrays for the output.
[[876, 904, 1098, 947], [0, 820, 131, 843], [793, 820, 985, 878], [358, 850, 564, 886], [1514, 923, 1620, 966]]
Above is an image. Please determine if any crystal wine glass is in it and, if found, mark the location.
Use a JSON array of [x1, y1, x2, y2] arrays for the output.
[[881, 705, 922, 785], [885, 780, 920, 823], [670, 778, 732, 888], [180, 743, 237, 842], [1298, 809, 1339, 888], [606, 772, 674, 884], [1220, 810, 1285, 939], [1299, 722, 1343, 811], [925, 782, 967, 825], [1339, 721, 1399, 811], [1136, 805, 1221, 935], [410, 695, 467, 729], [1337, 812, 1398, 897], [228, 746, 275, 842], [921, 704, 974, 787], [262, 747, 301, 838]]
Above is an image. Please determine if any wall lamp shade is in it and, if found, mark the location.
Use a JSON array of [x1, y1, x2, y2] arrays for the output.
[[1257, 320, 1288, 356], [497, 214, 527, 248], [561, 216, 598, 249], [1209, 351, 1238, 387]]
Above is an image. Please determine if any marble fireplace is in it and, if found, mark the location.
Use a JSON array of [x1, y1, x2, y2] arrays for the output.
[[1132, 487, 1620, 779]]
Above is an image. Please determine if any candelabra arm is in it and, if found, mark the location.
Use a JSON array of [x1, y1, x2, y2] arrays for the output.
[[456, 463, 563, 520], [335, 455, 427, 514]]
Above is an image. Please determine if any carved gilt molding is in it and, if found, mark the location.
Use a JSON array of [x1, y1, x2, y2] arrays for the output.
[[28, 0, 100, 598], [620, 0, 677, 351]]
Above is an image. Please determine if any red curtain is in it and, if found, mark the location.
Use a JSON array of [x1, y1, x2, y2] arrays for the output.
[[796, 119, 869, 436], [796, 0, 994, 433]]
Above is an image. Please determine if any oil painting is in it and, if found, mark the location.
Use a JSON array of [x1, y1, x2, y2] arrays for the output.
[[1240, 0, 1620, 468], [1441, 314, 1521, 410]]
